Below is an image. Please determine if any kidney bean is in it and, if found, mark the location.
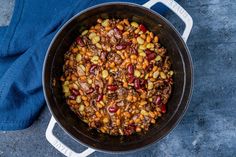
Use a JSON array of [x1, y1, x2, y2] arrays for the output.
[[97, 94, 103, 102], [154, 96, 161, 105], [71, 89, 79, 96], [100, 51, 107, 61], [127, 64, 134, 74], [161, 103, 166, 113], [107, 85, 118, 91], [140, 79, 147, 88], [86, 87, 94, 94], [124, 41, 132, 46], [76, 37, 85, 47], [130, 47, 138, 55], [128, 75, 135, 83], [139, 24, 147, 33], [89, 64, 97, 74], [145, 49, 153, 55], [134, 78, 141, 89], [68, 95, 75, 100], [108, 106, 118, 113], [146, 52, 157, 62], [116, 44, 126, 50], [146, 64, 153, 72], [113, 27, 122, 39]]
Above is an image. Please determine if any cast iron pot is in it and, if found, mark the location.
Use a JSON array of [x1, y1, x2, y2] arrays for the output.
[[43, 0, 193, 156]]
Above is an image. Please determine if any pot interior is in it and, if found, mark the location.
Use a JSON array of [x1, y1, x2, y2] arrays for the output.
[[44, 3, 192, 152]]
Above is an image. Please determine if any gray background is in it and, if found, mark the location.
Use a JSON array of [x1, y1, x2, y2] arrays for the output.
[[0, 0, 236, 157]]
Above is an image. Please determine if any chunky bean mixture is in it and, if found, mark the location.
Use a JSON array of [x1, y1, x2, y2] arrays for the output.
[[61, 18, 173, 136]]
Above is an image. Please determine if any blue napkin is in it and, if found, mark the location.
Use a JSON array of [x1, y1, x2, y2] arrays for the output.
[[0, 0, 168, 130]]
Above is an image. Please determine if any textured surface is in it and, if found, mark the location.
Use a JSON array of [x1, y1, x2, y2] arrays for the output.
[[0, 0, 236, 157], [0, 0, 14, 26]]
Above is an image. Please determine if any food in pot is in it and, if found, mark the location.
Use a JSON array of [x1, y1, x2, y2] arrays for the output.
[[61, 18, 173, 135]]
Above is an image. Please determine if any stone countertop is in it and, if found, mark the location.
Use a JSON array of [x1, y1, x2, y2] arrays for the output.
[[0, 0, 236, 157]]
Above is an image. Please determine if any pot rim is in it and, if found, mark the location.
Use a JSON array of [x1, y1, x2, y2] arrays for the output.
[[42, 1, 194, 154]]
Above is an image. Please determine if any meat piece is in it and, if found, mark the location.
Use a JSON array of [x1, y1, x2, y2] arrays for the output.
[[116, 87, 127, 99]]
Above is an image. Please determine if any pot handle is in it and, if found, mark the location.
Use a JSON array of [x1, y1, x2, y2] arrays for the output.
[[45, 116, 95, 157], [143, 0, 193, 42]]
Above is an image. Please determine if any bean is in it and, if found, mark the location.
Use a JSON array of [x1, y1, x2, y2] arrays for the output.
[[136, 127, 142, 132], [103, 117, 109, 123], [92, 36, 100, 44], [146, 43, 154, 49], [137, 37, 144, 45], [154, 36, 159, 43], [141, 109, 148, 116], [108, 76, 113, 85], [81, 96, 88, 101], [68, 95, 75, 100], [150, 32, 154, 38], [147, 81, 153, 90], [84, 101, 90, 106], [71, 89, 79, 96], [95, 85, 99, 91], [140, 79, 147, 88], [102, 70, 109, 78], [89, 32, 96, 39], [116, 44, 126, 50], [134, 70, 141, 77], [131, 22, 139, 28], [128, 75, 135, 83], [124, 112, 131, 118], [139, 24, 147, 33], [76, 96, 81, 103], [86, 87, 94, 94], [134, 78, 141, 89], [116, 119, 121, 126], [153, 71, 159, 78], [97, 94, 103, 102], [154, 96, 161, 105], [146, 52, 157, 62], [76, 37, 85, 47], [97, 18, 102, 23], [161, 103, 166, 113], [76, 54, 82, 62], [79, 104, 84, 112], [146, 35, 151, 43], [102, 19, 109, 27], [107, 85, 118, 91], [116, 24, 124, 30], [108, 106, 118, 113], [72, 47, 78, 53], [146, 64, 153, 72], [89, 64, 97, 74], [123, 19, 130, 26], [81, 30, 88, 36], [160, 72, 166, 79], [127, 64, 134, 74]]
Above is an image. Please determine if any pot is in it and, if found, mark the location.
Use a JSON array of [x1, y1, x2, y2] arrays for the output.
[[43, 0, 193, 156]]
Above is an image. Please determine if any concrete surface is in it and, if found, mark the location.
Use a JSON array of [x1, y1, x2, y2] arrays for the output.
[[0, 0, 236, 157]]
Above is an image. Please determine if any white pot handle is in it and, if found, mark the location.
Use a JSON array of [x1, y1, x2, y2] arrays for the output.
[[143, 0, 193, 42], [46, 116, 95, 157]]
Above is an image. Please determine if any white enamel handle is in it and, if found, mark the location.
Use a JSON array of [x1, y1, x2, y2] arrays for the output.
[[143, 0, 193, 42], [46, 117, 95, 157]]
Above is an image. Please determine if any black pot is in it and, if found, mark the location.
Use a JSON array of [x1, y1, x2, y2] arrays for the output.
[[43, 1, 193, 154]]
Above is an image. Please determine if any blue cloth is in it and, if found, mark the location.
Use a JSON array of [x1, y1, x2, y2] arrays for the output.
[[0, 0, 168, 130]]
